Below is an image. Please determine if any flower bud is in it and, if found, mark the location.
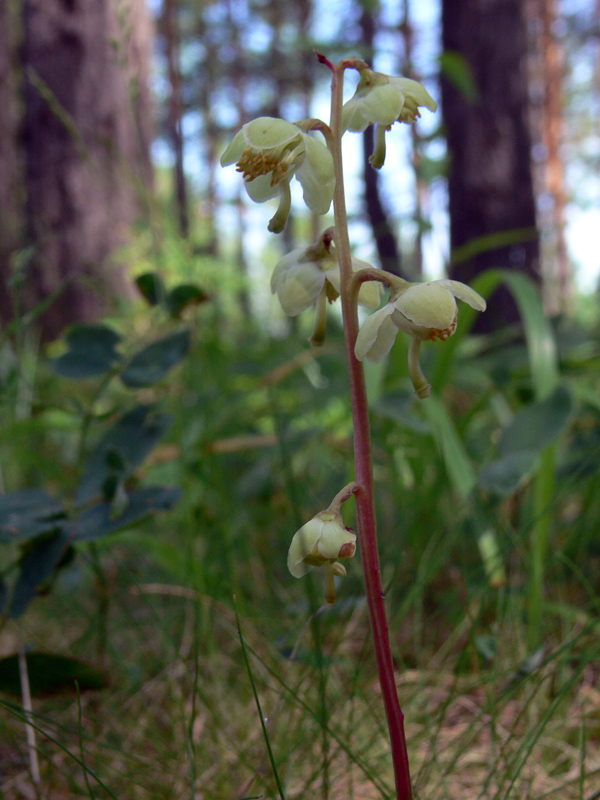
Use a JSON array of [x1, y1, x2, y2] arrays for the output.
[[288, 511, 357, 579]]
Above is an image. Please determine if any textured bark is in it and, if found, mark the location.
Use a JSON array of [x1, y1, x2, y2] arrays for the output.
[[442, 0, 540, 330], [0, 0, 22, 325], [162, 0, 188, 238], [539, 0, 569, 313], [20, 0, 153, 340]]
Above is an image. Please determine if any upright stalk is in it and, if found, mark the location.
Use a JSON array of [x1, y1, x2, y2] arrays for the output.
[[328, 59, 412, 800]]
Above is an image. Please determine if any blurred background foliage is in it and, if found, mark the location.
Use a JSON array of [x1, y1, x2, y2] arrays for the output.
[[0, 0, 600, 798]]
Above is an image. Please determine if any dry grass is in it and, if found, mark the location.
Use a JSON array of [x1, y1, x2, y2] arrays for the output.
[[1, 578, 599, 800]]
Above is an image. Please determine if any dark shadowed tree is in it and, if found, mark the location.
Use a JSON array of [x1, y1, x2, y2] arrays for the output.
[[441, 0, 540, 330], [162, 0, 188, 238], [358, 0, 403, 277], [0, 0, 22, 326], [1, 0, 153, 340]]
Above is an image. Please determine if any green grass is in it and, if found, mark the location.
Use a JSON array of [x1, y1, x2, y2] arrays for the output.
[[1, 242, 600, 799]]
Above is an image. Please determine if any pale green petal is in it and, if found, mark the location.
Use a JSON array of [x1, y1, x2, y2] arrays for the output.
[[271, 248, 306, 293], [275, 262, 325, 316], [220, 129, 247, 166], [288, 519, 324, 578], [394, 282, 457, 331], [354, 305, 397, 362], [295, 136, 335, 215], [316, 521, 356, 560], [350, 257, 381, 309], [357, 281, 381, 310], [341, 95, 371, 132], [388, 77, 437, 112], [437, 279, 487, 311], [243, 117, 302, 150], [244, 173, 280, 203], [356, 83, 404, 126], [324, 263, 341, 295]]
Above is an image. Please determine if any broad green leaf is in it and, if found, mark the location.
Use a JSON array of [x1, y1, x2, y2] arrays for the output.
[[0, 653, 108, 696], [498, 385, 572, 457], [52, 324, 121, 379], [8, 531, 71, 618], [479, 451, 538, 496], [431, 269, 558, 400], [374, 391, 431, 434], [423, 395, 476, 497], [68, 486, 182, 542], [120, 329, 190, 388], [0, 490, 64, 544], [167, 284, 209, 318], [75, 405, 171, 504], [135, 272, 165, 306]]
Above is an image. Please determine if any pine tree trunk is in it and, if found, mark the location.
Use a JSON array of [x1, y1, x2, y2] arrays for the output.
[[18, 0, 153, 340], [0, 0, 23, 325], [359, 3, 402, 277], [162, 0, 188, 238], [442, 0, 540, 330]]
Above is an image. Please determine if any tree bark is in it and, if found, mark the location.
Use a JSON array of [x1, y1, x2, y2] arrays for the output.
[[442, 0, 540, 330], [359, 2, 403, 277], [538, 0, 569, 314], [162, 0, 188, 238], [18, 0, 153, 341], [0, 0, 23, 326]]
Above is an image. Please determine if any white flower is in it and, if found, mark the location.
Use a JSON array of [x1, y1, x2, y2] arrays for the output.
[[342, 71, 437, 133], [288, 510, 357, 604], [220, 117, 335, 232], [271, 245, 380, 317], [355, 280, 486, 363]]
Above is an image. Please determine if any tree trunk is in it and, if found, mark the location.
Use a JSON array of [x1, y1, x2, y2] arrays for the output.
[[18, 0, 153, 341], [162, 0, 188, 239], [442, 0, 540, 330], [538, 0, 569, 314], [359, 2, 403, 277], [0, 0, 23, 326]]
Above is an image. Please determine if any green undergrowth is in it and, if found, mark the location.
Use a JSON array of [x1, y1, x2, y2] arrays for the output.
[[1, 254, 600, 798]]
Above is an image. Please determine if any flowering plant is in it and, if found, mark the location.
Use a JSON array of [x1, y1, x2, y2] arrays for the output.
[[222, 54, 485, 800]]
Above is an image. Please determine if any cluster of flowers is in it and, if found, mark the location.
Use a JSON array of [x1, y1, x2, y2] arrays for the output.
[[221, 64, 486, 601]]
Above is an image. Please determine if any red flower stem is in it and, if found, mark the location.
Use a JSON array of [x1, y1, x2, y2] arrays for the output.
[[327, 60, 412, 800]]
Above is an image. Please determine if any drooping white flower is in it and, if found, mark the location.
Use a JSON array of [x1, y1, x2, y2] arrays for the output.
[[288, 510, 357, 604], [355, 279, 486, 398], [342, 71, 437, 132], [342, 70, 436, 168], [220, 117, 335, 232], [271, 244, 380, 317]]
